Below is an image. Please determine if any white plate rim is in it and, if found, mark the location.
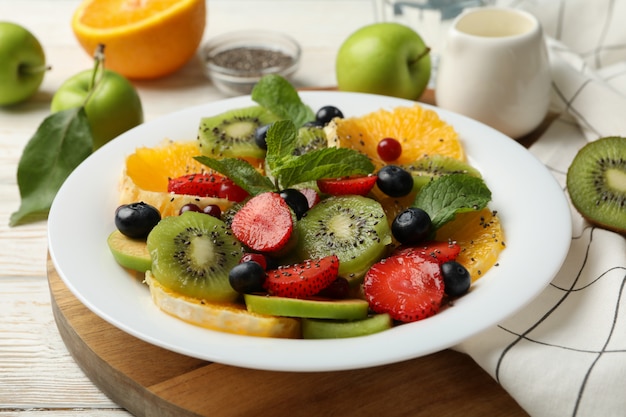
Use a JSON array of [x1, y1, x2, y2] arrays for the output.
[[48, 91, 572, 372]]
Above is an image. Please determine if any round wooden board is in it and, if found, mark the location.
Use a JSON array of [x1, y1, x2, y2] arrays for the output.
[[47, 256, 527, 417]]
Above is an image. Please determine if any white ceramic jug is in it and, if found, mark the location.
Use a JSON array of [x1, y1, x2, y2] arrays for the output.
[[435, 7, 551, 139]]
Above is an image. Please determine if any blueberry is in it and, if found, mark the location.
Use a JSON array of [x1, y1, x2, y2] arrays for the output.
[[279, 188, 309, 219], [254, 124, 272, 150], [441, 261, 471, 296], [114, 202, 161, 239], [315, 105, 344, 125], [391, 207, 432, 244], [228, 261, 266, 294], [376, 165, 414, 197]]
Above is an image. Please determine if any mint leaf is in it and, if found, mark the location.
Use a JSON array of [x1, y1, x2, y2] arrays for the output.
[[194, 156, 274, 195], [413, 174, 492, 230], [265, 120, 298, 174], [251, 74, 315, 127], [275, 147, 375, 189], [10, 108, 93, 226]]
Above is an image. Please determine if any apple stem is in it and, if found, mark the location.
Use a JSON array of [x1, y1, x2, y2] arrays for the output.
[[19, 64, 51, 75], [83, 44, 106, 107], [414, 47, 431, 64]]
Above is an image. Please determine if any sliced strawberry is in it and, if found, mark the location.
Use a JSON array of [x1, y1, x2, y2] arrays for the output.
[[168, 173, 223, 197], [363, 252, 444, 322], [264, 255, 340, 298], [231, 192, 294, 253], [394, 240, 461, 265], [297, 187, 320, 208], [168, 173, 249, 202], [317, 175, 377, 196]]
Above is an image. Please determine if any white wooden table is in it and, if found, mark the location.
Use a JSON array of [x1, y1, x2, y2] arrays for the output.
[[0, 1, 375, 414]]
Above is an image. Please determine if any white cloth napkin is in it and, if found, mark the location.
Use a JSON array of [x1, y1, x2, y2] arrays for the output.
[[457, 1, 626, 416]]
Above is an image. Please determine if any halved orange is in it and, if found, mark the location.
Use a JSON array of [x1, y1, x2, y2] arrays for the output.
[[325, 104, 465, 169], [436, 208, 506, 281], [72, 0, 206, 79]]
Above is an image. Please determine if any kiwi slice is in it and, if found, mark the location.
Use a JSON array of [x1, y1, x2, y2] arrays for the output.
[[302, 313, 392, 339], [566, 136, 626, 233], [146, 211, 244, 302], [244, 294, 369, 320], [403, 155, 482, 192], [107, 230, 152, 273], [198, 105, 280, 159], [293, 125, 328, 156], [295, 195, 392, 282]]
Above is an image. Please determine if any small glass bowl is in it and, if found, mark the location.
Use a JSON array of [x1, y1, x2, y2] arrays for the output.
[[201, 30, 301, 96]]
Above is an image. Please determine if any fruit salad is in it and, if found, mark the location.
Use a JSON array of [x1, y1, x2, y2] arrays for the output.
[[107, 75, 506, 339]]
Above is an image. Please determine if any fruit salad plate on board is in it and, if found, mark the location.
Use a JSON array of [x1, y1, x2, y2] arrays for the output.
[[48, 91, 571, 372]]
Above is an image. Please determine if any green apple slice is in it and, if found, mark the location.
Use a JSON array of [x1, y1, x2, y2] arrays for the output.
[[244, 294, 369, 320], [302, 313, 393, 339]]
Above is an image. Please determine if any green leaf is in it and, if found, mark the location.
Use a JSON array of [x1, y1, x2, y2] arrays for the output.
[[265, 119, 298, 174], [275, 147, 375, 189], [413, 174, 492, 230], [251, 74, 315, 127], [10, 108, 93, 226], [194, 156, 275, 196]]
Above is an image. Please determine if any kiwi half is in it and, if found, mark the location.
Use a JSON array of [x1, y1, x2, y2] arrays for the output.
[[198, 105, 280, 159], [566, 136, 626, 234], [295, 195, 392, 282], [146, 211, 244, 302]]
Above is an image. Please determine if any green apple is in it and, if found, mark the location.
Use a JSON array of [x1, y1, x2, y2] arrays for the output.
[[51, 68, 143, 150], [0, 22, 47, 106], [336, 22, 431, 101]]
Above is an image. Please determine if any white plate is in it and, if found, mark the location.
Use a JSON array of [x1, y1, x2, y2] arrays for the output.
[[48, 91, 571, 372]]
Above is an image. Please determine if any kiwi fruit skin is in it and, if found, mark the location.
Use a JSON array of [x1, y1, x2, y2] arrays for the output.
[[146, 211, 244, 302], [198, 105, 280, 159], [294, 195, 392, 283], [566, 136, 626, 234], [403, 155, 482, 193], [244, 294, 370, 320], [302, 313, 392, 339], [107, 230, 152, 273]]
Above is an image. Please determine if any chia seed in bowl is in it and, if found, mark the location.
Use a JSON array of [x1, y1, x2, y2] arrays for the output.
[[202, 30, 301, 96]]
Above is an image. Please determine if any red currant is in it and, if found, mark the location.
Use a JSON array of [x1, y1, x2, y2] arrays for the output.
[[203, 204, 222, 218], [377, 137, 402, 162]]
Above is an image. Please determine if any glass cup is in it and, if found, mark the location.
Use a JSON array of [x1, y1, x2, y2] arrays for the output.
[[373, 0, 495, 86]]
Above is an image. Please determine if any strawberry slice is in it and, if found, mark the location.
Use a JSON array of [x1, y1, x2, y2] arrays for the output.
[[231, 192, 294, 253], [394, 240, 461, 264], [264, 255, 340, 298], [317, 175, 377, 196], [363, 252, 445, 322], [168, 173, 248, 202]]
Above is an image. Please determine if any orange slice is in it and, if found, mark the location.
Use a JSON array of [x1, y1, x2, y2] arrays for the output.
[[436, 208, 506, 281], [119, 140, 232, 217], [325, 104, 465, 169], [72, 0, 206, 79], [145, 272, 301, 338]]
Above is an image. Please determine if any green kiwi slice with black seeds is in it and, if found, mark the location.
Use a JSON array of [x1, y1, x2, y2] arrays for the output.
[[403, 154, 482, 193], [295, 195, 392, 283], [146, 211, 244, 302], [198, 105, 280, 159], [292, 125, 328, 156], [566, 136, 626, 234]]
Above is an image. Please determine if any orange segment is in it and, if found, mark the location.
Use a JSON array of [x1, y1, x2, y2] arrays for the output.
[[436, 208, 506, 281], [120, 140, 232, 217], [125, 140, 207, 192], [72, 0, 206, 79], [325, 104, 465, 169]]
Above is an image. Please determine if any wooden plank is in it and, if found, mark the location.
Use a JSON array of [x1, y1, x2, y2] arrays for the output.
[[47, 257, 528, 417]]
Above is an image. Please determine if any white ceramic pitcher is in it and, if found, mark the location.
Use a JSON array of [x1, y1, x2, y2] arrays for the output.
[[435, 7, 551, 139]]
